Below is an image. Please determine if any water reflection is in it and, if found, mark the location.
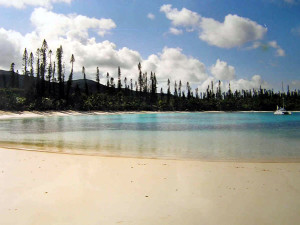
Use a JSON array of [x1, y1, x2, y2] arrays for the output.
[[0, 112, 299, 161]]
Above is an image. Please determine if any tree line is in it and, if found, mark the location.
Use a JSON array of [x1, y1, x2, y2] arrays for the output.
[[1, 39, 300, 111]]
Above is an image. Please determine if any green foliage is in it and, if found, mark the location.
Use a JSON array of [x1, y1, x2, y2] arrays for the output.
[[1, 40, 300, 112]]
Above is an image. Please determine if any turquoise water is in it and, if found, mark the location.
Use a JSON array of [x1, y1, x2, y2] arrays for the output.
[[0, 112, 300, 161]]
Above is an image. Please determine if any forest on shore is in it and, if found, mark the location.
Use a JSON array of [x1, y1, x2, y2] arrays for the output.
[[1, 40, 300, 111]]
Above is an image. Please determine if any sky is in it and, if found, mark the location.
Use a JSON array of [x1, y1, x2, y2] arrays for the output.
[[0, 0, 300, 92]]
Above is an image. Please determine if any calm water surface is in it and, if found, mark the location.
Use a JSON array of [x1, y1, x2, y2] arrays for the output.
[[0, 112, 300, 161]]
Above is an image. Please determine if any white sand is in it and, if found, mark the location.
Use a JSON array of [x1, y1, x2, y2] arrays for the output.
[[0, 148, 299, 225], [0, 110, 288, 120]]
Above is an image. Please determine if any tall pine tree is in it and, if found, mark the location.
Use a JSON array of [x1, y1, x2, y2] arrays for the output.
[[56, 45, 64, 99], [96, 67, 100, 92], [67, 54, 75, 100]]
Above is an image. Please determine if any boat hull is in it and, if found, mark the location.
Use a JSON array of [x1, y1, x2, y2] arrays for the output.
[[274, 111, 292, 115]]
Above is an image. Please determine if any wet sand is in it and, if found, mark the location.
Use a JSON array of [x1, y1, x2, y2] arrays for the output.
[[0, 110, 285, 120], [0, 148, 299, 225]]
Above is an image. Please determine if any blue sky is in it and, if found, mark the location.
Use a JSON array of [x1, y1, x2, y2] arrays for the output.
[[0, 0, 299, 91]]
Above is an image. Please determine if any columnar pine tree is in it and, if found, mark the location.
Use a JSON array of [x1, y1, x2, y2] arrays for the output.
[[10, 63, 15, 88], [195, 88, 199, 99], [82, 66, 89, 96], [106, 72, 110, 87], [138, 62, 142, 92], [47, 50, 53, 94], [22, 48, 28, 75], [36, 48, 41, 95], [52, 61, 56, 95], [167, 79, 171, 96], [96, 67, 100, 92], [110, 77, 115, 89], [143, 72, 148, 93], [40, 39, 48, 96], [187, 82, 191, 99], [217, 80, 222, 99], [22, 48, 29, 89], [28, 52, 34, 78], [150, 72, 157, 102], [154, 74, 157, 90], [179, 80, 182, 97], [117, 66, 121, 91], [124, 77, 127, 90], [174, 81, 178, 96], [56, 45, 64, 99], [16, 70, 19, 88], [67, 54, 75, 100]]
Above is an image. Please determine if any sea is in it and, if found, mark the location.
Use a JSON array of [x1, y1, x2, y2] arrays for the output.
[[0, 112, 299, 162]]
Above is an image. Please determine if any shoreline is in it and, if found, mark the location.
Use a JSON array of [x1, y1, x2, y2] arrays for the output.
[[0, 147, 299, 225], [1, 145, 300, 163], [0, 110, 299, 120]]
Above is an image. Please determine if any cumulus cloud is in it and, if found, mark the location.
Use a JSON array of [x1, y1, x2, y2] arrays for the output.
[[0, 8, 120, 77], [197, 59, 268, 92], [249, 40, 285, 56], [0, 6, 210, 86], [160, 4, 201, 28], [160, 4, 267, 48], [143, 47, 207, 84], [210, 59, 236, 81], [198, 75, 269, 92], [230, 75, 269, 90], [268, 41, 285, 56], [31, 8, 116, 42], [199, 15, 267, 48], [169, 27, 183, 35], [147, 13, 155, 20], [0, 28, 23, 68], [0, 0, 72, 9], [0, 7, 270, 93]]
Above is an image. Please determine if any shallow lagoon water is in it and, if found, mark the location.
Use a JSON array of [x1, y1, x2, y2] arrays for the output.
[[0, 112, 300, 161]]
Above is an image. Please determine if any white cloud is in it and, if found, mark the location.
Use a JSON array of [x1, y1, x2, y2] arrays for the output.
[[198, 75, 269, 92], [291, 80, 300, 89], [0, 28, 23, 68], [0, 0, 72, 9], [268, 41, 285, 56], [160, 4, 201, 28], [291, 26, 300, 36], [0, 7, 208, 86], [143, 47, 208, 84], [31, 8, 116, 42], [147, 13, 155, 20], [230, 75, 269, 91], [249, 40, 285, 57], [0, 7, 270, 93], [169, 27, 183, 35], [160, 4, 267, 48], [200, 14, 267, 48], [210, 59, 236, 81]]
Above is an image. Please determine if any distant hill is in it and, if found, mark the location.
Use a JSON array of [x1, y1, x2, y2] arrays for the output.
[[0, 69, 109, 93]]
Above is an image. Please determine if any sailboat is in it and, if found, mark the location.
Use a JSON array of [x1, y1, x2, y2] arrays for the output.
[[274, 98, 292, 115]]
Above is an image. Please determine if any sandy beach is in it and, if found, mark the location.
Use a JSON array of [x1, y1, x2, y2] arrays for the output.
[[0, 147, 299, 225], [0, 110, 288, 120]]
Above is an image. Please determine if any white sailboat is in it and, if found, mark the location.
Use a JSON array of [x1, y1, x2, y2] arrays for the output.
[[274, 98, 292, 115]]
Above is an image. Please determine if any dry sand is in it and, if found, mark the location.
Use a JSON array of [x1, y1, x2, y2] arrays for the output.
[[0, 148, 299, 225]]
